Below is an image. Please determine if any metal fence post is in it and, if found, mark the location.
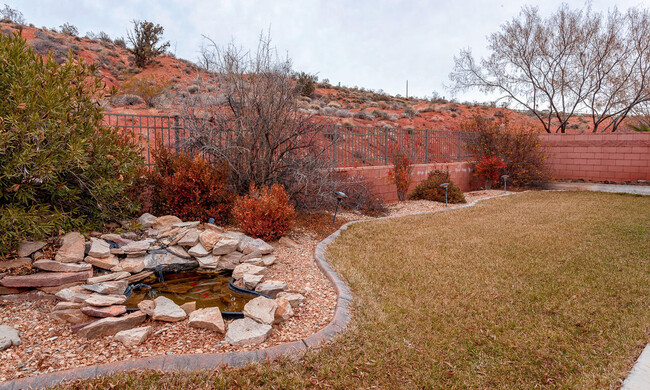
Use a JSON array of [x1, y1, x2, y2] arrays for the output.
[[332, 125, 338, 168], [457, 130, 462, 161], [425, 130, 429, 164], [173, 115, 180, 153], [384, 127, 389, 165]]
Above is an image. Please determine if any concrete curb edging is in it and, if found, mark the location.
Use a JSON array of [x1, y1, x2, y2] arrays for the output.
[[1, 190, 574, 390]]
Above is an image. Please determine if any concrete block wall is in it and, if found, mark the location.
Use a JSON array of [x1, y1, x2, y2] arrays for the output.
[[539, 133, 650, 182], [338, 162, 474, 203]]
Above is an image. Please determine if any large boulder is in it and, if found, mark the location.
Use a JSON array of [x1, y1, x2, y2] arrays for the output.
[[225, 317, 272, 346], [188, 307, 225, 333], [0, 270, 91, 288], [0, 325, 21, 351], [55, 232, 85, 263], [77, 311, 147, 339], [138, 213, 157, 229], [152, 215, 182, 230], [33, 260, 92, 273], [243, 296, 277, 325], [152, 296, 186, 322], [114, 326, 152, 347], [144, 252, 198, 273]]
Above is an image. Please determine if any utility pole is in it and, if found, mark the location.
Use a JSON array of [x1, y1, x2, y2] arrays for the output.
[[406, 80, 409, 98]]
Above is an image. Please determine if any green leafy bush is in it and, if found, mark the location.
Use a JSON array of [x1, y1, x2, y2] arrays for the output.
[[408, 170, 466, 203], [127, 20, 169, 68], [0, 32, 144, 255], [145, 147, 234, 225], [233, 184, 295, 241]]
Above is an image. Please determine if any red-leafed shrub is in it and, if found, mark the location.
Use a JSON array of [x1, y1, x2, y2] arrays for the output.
[[146, 147, 233, 224], [387, 147, 413, 201], [475, 156, 506, 189], [233, 184, 295, 241]]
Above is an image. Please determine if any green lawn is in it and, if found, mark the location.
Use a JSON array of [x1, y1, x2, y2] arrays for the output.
[[60, 191, 650, 389]]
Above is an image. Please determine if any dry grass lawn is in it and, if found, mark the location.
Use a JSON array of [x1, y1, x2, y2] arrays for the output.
[[58, 191, 650, 389]]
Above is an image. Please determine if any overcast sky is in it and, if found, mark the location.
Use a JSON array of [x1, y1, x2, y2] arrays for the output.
[[5, 0, 645, 101]]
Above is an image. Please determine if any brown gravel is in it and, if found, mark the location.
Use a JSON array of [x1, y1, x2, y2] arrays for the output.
[[0, 190, 512, 382]]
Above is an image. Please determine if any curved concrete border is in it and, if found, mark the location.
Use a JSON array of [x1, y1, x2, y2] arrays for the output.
[[0, 191, 523, 390]]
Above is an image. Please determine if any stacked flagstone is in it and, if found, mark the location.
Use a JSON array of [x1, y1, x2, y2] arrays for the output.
[[2, 213, 307, 347]]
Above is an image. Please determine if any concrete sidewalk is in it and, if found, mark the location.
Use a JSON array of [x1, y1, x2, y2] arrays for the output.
[[545, 182, 650, 195]]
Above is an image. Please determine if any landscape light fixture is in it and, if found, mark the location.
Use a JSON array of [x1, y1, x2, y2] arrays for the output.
[[440, 183, 450, 207], [501, 175, 510, 192], [333, 191, 348, 225]]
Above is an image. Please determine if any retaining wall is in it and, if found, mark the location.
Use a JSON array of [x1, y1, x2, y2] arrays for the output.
[[338, 162, 474, 202], [539, 133, 650, 182]]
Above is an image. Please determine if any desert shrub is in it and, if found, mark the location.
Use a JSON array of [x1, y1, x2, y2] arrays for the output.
[[111, 94, 144, 106], [464, 115, 550, 187], [387, 147, 413, 201], [233, 184, 295, 241], [0, 4, 24, 24], [354, 110, 375, 120], [337, 175, 388, 216], [146, 147, 233, 224], [475, 156, 506, 189], [294, 71, 317, 97], [409, 170, 466, 203], [321, 106, 337, 116], [114, 37, 126, 49], [127, 20, 169, 68], [0, 32, 144, 254], [119, 75, 171, 107], [59, 23, 78, 36], [402, 107, 417, 118]]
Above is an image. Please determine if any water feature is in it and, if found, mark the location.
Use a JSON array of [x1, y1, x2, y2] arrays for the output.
[[124, 271, 254, 313]]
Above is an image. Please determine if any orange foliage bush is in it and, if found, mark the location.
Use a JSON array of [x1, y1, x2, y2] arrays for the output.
[[146, 147, 233, 224], [387, 146, 413, 201], [233, 184, 295, 241], [465, 115, 550, 187]]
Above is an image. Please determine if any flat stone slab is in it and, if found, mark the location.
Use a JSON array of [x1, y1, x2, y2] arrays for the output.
[[178, 229, 200, 247], [121, 240, 151, 254], [88, 238, 111, 259], [237, 236, 274, 255], [188, 243, 209, 258], [144, 252, 198, 273], [276, 292, 305, 308], [77, 311, 147, 339], [188, 307, 225, 333], [0, 257, 32, 271], [225, 317, 272, 346], [232, 264, 266, 281], [254, 280, 287, 298], [18, 241, 46, 258], [82, 280, 128, 295], [152, 215, 182, 230], [0, 325, 21, 351], [51, 308, 92, 324], [115, 326, 152, 347], [119, 257, 145, 273], [87, 271, 131, 284], [212, 237, 239, 255], [85, 254, 120, 270], [81, 305, 127, 318], [0, 270, 91, 288], [84, 294, 127, 307], [55, 286, 92, 303], [33, 259, 92, 273], [167, 245, 192, 259], [138, 213, 156, 229]]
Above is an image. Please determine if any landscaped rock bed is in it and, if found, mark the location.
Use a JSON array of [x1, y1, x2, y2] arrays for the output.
[[0, 190, 510, 382], [0, 214, 335, 381]]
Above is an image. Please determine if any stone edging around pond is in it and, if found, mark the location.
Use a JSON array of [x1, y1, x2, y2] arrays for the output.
[[1, 192, 525, 390]]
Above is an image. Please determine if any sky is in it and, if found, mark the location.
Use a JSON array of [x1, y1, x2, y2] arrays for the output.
[[4, 0, 645, 102]]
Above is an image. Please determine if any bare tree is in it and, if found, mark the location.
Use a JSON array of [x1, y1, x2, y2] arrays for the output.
[[180, 33, 335, 208], [449, 4, 650, 133]]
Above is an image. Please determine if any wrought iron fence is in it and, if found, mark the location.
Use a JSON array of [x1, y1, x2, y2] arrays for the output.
[[103, 113, 476, 168]]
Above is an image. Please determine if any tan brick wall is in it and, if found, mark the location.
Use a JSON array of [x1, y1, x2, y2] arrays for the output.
[[539, 133, 650, 182], [338, 162, 474, 202]]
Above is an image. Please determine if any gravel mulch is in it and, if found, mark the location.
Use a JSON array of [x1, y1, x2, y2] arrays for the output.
[[0, 189, 513, 382]]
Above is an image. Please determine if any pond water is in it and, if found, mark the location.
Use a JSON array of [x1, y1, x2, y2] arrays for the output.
[[124, 271, 254, 313]]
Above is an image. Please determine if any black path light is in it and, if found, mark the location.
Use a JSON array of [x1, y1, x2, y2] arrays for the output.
[[440, 183, 450, 207], [333, 191, 348, 225], [501, 174, 510, 192]]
